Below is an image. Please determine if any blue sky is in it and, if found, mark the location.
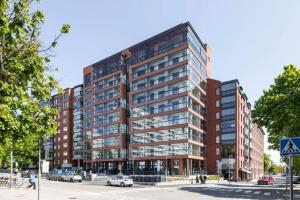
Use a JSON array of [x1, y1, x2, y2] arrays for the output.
[[36, 0, 300, 164]]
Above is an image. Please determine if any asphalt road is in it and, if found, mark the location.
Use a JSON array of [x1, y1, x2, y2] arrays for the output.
[[0, 178, 299, 200]]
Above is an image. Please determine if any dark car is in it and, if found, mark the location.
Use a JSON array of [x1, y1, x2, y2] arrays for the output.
[[47, 170, 63, 181], [293, 177, 300, 184], [21, 169, 37, 178]]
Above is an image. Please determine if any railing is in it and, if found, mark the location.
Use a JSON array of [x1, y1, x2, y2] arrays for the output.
[[128, 39, 188, 66], [132, 54, 188, 78]]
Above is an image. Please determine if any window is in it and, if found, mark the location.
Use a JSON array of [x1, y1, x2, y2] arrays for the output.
[[63, 127, 68, 132], [172, 101, 179, 110], [63, 143, 68, 148], [216, 124, 220, 132], [63, 119, 68, 124], [222, 108, 235, 116], [63, 151, 68, 156], [215, 88, 220, 95], [215, 100, 219, 108], [216, 112, 220, 120], [63, 135, 68, 140], [216, 148, 220, 156], [62, 102, 68, 108], [216, 136, 220, 144], [63, 159, 68, 164], [172, 87, 179, 95], [85, 89, 91, 98], [85, 121, 91, 128], [63, 92, 68, 100], [222, 96, 235, 104], [63, 110, 68, 116], [221, 82, 236, 91], [58, 137, 61, 142]]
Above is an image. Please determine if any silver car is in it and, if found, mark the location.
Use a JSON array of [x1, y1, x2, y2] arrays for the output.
[[107, 175, 133, 187], [60, 173, 82, 182]]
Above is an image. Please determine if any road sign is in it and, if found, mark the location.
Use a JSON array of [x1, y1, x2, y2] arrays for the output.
[[280, 137, 300, 156]]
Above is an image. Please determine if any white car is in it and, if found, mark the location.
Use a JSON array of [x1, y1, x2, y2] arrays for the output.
[[60, 173, 82, 182], [107, 175, 133, 187]]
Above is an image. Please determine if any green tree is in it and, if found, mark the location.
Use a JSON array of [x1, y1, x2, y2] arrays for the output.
[[252, 65, 300, 171], [0, 0, 70, 168], [264, 153, 271, 172]]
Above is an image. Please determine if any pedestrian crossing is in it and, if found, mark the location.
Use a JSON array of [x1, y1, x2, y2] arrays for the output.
[[197, 186, 300, 199]]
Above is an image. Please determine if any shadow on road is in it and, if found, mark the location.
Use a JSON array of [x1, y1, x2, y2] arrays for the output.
[[179, 186, 300, 200]]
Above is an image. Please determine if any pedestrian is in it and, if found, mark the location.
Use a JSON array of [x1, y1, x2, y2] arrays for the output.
[[27, 174, 36, 190], [196, 175, 199, 184], [200, 175, 203, 184], [203, 175, 207, 184]]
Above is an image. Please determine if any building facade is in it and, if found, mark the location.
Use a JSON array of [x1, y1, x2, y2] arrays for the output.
[[72, 85, 84, 167], [43, 22, 264, 178], [51, 88, 74, 168], [81, 22, 211, 175], [207, 79, 264, 181], [82, 55, 128, 174], [250, 123, 264, 179]]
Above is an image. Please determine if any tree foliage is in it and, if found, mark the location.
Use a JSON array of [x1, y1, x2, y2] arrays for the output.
[[263, 153, 271, 172], [253, 65, 300, 170], [0, 0, 70, 168]]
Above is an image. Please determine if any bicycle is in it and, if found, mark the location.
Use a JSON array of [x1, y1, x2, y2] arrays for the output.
[[0, 178, 10, 188], [14, 178, 29, 189]]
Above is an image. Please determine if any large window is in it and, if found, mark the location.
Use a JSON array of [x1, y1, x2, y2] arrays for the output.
[[221, 82, 236, 92], [222, 108, 235, 116], [222, 96, 235, 104]]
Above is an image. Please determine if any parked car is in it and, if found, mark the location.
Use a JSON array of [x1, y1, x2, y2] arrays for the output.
[[106, 175, 133, 187], [257, 176, 274, 185], [293, 176, 300, 184], [60, 172, 82, 182], [47, 170, 63, 181], [21, 169, 37, 178]]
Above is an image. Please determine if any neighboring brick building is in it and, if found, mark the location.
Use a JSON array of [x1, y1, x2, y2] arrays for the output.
[[207, 79, 264, 181], [250, 123, 264, 179], [51, 88, 74, 168]]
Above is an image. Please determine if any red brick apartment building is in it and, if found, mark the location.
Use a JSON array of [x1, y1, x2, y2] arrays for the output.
[[207, 79, 264, 181], [42, 22, 264, 178], [51, 88, 75, 168], [82, 22, 211, 175]]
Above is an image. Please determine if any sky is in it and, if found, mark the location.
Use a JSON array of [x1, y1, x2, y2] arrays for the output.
[[35, 0, 300, 165]]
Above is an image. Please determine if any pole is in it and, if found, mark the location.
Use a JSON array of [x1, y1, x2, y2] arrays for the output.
[[132, 156, 134, 175], [38, 136, 41, 200], [165, 155, 167, 182], [228, 155, 231, 185], [10, 147, 13, 188], [289, 155, 293, 200]]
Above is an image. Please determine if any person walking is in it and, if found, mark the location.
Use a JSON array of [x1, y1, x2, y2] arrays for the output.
[[200, 175, 203, 184], [203, 175, 207, 184], [27, 174, 36, 190], [196, 175, 199, 184]]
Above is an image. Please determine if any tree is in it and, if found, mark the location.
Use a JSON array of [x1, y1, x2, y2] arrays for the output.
[[0, 0, 70, 168], [263, 153, 271, 172], [252, 65, 300, 170]]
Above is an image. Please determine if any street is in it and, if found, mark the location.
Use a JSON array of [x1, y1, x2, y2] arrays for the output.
[[1, 178, 300, 200]]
